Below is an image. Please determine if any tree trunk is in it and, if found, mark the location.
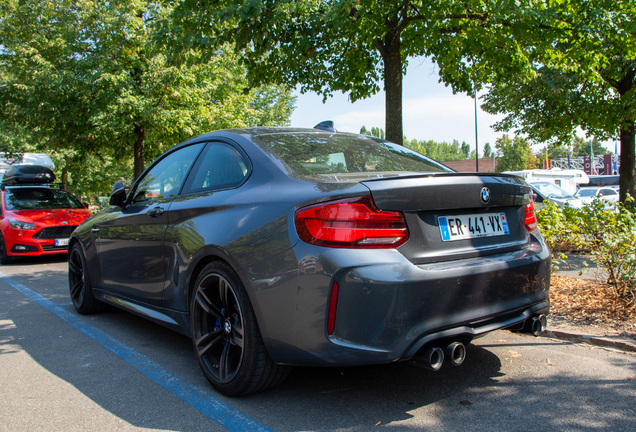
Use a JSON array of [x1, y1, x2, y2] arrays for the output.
[[619, 122, 635, 203], [61, 155, 69, 189], [134, 124, 145, 180], [382, 29, 403, 145], [615, 67, 635, 204]]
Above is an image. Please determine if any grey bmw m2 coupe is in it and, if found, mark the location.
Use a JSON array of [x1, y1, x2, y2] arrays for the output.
[[69, 126, 550, 395]]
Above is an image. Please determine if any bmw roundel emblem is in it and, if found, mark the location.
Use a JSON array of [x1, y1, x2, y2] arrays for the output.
[[480, 187, 491, 204], [223, 320, 232, 334]]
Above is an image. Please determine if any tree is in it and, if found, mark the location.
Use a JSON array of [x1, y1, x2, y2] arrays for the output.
[[175, 0, 528, 144], [546, 136, 608, 160], [405, 138, 474, 162], [174, 1, 635, 200], [360, 126, 385, 139], [461, 142, 471, 159], [480, 3, 636, 201], [483, 142, 493, 159], [495, 135, 538, 172], [0, 0, 295, 183]]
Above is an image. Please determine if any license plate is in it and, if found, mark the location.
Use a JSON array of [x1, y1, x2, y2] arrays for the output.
[[55, 238, 70, 247], [439, 213, 510, 241]]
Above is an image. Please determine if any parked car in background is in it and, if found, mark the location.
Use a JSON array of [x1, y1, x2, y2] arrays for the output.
[[69, 126, 551, 396], [574, 187, 620, 206], [530, 181, 584, 209], [584, 175, 620, 188], [505, 169, 589, 196], [0, 165, 92, 264]]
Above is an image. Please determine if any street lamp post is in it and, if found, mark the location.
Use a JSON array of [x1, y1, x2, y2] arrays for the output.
[[474, 94, 479, 172]]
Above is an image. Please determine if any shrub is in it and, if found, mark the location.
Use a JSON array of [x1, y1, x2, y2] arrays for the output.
[[535, 201, 585, 266], [536, 198, 636, 306]]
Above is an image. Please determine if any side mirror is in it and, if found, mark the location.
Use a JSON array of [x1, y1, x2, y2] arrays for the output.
[[532, 192, 540, 202], [109, 181, 127, 207]]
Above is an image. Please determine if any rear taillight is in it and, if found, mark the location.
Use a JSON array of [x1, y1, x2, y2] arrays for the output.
[[295, 195, 409, 248], [525, 199, 537, 232]]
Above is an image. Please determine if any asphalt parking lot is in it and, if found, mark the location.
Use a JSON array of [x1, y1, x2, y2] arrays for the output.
[[1, 256, 635, 431]]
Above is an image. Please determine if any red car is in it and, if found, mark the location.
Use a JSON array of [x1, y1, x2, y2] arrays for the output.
[[0, 165, 92, 264]]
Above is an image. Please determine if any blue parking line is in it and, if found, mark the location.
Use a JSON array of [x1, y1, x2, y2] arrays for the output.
[[0, 271, 274, 432]]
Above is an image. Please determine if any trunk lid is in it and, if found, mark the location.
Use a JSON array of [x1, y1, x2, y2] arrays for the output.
[[361, 173, 534, 264]]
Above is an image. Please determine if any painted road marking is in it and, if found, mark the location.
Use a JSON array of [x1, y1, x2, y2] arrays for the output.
[[0, 271, 273, 432]]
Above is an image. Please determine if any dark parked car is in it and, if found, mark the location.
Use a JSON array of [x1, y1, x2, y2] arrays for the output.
[[69, 127, 551, 395]]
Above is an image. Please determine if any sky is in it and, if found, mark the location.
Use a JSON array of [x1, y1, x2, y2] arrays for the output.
[[289, 57, 506, 153]]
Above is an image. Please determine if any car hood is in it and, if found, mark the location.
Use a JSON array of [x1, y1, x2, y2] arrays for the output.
[[549, 197, 585, 208], [10, 208, 92, 226]]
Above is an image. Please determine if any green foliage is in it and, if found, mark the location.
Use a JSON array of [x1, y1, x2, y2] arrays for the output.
[[545, 136, 609, 159], [175, 0, 542, 143], [537, 199, 636, 306], [494, 135, 539, 172], [535, 201, 585, 263], [479, 1, 636, 201], [483, 142, 493, 159], [579, 199, 636, 305], [359, 126, 385, 139], [405, 138, 475, 162], [0, 0, 295, 190], [173, 0, 635, 170]]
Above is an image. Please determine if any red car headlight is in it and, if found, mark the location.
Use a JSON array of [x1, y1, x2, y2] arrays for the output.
[[8, 219, 37, 230]]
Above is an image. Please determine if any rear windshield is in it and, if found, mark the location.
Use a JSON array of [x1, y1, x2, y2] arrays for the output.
[[255, 132, 451, 180], [532, 182, 573, 199], [4, 187, 84, 210]]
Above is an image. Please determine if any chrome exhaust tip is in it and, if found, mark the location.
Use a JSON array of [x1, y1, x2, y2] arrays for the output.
[[412, 346, 444, 371], [445, 342, 467, 366], [529, 314, 547, 336]]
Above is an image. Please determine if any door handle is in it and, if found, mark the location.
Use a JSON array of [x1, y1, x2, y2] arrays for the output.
[[147, 207, 164, 218]]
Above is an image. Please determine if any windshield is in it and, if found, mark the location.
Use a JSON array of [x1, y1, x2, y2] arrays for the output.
[[532, 182, 574, 199], [255, 132, 451, 180], [4, 187, 84, 210], [576, 189, 598, 198]]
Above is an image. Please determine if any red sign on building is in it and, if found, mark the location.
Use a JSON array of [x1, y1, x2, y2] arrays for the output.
[[583, 156, 591, 175], [603, 154, 613, 175]]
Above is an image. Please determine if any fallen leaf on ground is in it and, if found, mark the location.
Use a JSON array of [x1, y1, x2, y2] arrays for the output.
[[550, 275, 636, 330]]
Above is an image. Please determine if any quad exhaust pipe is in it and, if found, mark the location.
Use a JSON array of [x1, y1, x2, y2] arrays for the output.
[[412, 342, 467, 370]]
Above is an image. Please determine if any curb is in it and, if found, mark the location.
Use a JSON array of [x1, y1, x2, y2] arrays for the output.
[[543, 328, 636, 353]]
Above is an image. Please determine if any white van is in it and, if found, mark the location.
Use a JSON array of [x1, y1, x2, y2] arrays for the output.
[[504, 169, 589, 195]]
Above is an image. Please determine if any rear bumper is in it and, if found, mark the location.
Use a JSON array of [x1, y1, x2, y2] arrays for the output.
[[252, 237, 551, 367], [329, 244, 550, 364]]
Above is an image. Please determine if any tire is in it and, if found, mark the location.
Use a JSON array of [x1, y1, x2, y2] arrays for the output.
[[68, 243, 103, 314], [190, 261, 290, 396], [0, 232, 12, 265]]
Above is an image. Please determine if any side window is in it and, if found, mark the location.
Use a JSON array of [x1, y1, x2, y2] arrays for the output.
[[603, 188, 617, 196], [183, 142, 248, 194], [131, 143, 204, 204]]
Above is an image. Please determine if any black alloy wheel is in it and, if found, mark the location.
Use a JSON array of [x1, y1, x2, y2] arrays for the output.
[[191, 262, 290, 396], [68, 243, 102, 314]]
